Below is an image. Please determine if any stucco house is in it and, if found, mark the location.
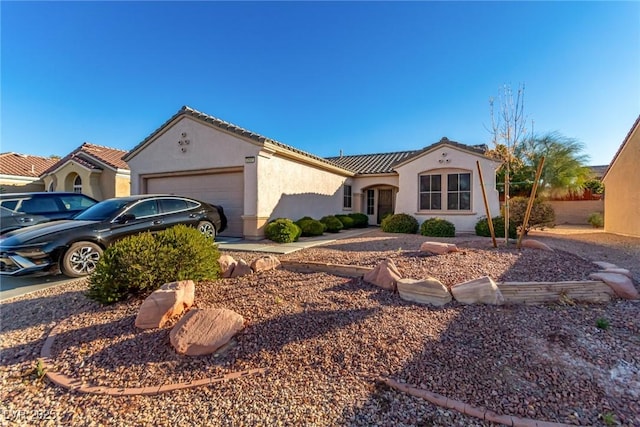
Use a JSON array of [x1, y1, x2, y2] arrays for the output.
[[124, 106, 501, 238], [0, 153, 58, 193], [601, 115, 640, 237], [41, 142, 130, 201]]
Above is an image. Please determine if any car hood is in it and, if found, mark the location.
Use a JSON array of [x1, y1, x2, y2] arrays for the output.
[[0, 220, 98, 246]]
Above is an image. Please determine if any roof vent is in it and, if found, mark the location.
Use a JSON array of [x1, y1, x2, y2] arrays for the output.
[[440, 137, 449, 142]]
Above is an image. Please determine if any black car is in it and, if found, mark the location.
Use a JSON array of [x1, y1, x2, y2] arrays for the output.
[[0, 195, 227, 277], [0, 192, 98, 233]]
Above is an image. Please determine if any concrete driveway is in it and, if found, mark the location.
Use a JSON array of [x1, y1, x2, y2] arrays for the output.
[[0, 274, 77, 301]]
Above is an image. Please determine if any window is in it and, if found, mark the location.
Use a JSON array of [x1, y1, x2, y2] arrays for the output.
[[343, 185, 352, 209], [128, 200, 158, 218], [447, 173, 471, 211], [419, 171, 471, 211], [47, 181, 55, 192], [366, 189, 375, 215], [419, 174, 442, 210], [159, 198, 188, 214], [59, 194, 97, 211], [73, 176, 82, 194]]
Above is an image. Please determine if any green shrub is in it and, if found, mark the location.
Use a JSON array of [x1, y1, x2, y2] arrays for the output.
[[320, 215, 344, 233], [508, 197, 555, 233], [588, 212, 604, 228], [87, 225, 220, 304], [475, 216, 517, 239], [295, 218, 325, 237], [381, 213, 418, 234], [265, 218, 301, 243], [420, 217, 456, 237], [348, 213, 369, 228], [335, 214, 354, 229]]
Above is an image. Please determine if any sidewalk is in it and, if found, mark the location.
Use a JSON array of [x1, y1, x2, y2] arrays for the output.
[[216, 227, 375, 254]]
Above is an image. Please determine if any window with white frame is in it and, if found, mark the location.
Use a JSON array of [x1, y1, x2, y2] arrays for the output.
[[366, 189, 375, 215], [73, 176, 82, 194], [419, 171, 471, 211], [343, 185, 352, 209]]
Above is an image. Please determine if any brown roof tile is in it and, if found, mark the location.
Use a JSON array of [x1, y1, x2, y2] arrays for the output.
[[42, 143, 129, 176], [0, 153, 58, 177]]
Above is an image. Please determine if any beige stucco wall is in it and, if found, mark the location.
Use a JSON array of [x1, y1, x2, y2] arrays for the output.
[[42, 163, 130, 200], [0, 176, 45, 193], [115, 173, 131, 197], [549, 200, 604, 225], [603, 124, 640, 237], [127, 116, 261, 195], [256, 151, 348, 221], [395, 145, 501, 233]]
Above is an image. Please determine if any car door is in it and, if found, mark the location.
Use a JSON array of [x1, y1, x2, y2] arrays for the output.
[[0, 206, 49, 233], [157, 198, 201, 229], [107, 199, 166, 243]]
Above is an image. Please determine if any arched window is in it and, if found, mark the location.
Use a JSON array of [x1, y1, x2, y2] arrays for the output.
[[73, 175, 82, 194]]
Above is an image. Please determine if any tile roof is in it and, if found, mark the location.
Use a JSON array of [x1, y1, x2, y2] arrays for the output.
[[588, 165, 609, 179], [125, 106, 350, 173], [42, 143, 129, 176], [0, 153, 58, 177], [326, 151, 417, 174]]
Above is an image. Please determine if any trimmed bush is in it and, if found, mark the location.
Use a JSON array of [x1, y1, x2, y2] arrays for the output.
[[508, 197, 555, 232], [348, 213, 369, 228], [295, 218, 325, 236], [588, 212, 604, 228], [381, 213, 418, 234], [420, 217, 456, 237], [320, 215, 344, 233], [265, 218, 301, 243], [335, 214, 354, 229], [87, 225, 220, 304], [475, 216, 517, 239]]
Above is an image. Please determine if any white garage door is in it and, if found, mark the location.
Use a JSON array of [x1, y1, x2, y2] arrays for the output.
[[145, 172, 244, 237]]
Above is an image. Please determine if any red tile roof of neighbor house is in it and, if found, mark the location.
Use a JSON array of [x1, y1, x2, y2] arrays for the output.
[[42, 143, 129, 176], [0, 153, 59, 177]]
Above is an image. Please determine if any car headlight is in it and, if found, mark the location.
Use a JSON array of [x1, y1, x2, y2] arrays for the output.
[[13, 243, 51, 259]]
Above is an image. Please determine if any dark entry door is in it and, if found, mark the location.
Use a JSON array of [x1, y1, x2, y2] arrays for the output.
[[377, 189, 394, 224]]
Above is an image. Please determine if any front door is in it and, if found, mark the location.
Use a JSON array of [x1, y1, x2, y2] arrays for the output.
[[377, 189, 394, 224]]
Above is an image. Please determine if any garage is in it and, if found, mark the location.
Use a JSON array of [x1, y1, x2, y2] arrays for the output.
[[145, 170, 244, 237]]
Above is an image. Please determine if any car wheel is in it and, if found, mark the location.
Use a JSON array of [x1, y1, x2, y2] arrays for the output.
[[61, 242, 103, 278], [197, 220, 216, 239]]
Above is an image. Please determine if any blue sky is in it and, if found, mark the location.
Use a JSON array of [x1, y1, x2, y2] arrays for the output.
[[2, 1, 639, 166]]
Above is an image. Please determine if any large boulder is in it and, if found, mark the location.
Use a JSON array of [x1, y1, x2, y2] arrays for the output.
[[250, 255, 281, 272], [363, 258, 402, 291], [397, 277, 451, 307], [521, 239, 553, 251], [230, 259, 253, 278], [451, 276, 504, 305], [135, 280, 195, 329], [589, 272, 639, 300], [170, 308, 245, 356], [218, 254, 237, 278], [420, 241, 459, 255]]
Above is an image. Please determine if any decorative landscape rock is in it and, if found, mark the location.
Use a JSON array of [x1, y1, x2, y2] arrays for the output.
[[451, 276, 504, 305], [170, 308, 245, 356], [589, 272, 639, 300], [219, 254, 238, 278], [520, 239, 553, 251], [397, 277, 452, 306], [363, 258, 402, 291], [419, 241, 459, 255], [250, 255, 281, 272], [593, 261, 618, 270], [230, 259, 253, 278], [135, 280, 195, 329], [602, 267, 633, 278]]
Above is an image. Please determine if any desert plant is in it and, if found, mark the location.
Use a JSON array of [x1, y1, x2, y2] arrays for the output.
[[295, 217, 325, 237], [588, 212, 604, 228], [87, 225, 220, 304], [420, 217, 456, 237], [600, 412, 616, 426], [596, 318, 610, 330], [265, 218, 301, 243], [381, 213, 418, 234], [348, 213, 369, 228], [508, 196, 555, 233], [335, 214, 354, 229], [475, 216, 517, 239], [320, 215, 344, 233]]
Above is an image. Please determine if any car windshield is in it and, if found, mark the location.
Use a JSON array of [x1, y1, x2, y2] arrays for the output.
[[74, 199, 131, 221]]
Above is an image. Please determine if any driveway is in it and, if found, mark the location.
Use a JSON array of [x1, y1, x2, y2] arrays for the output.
[[0, 274, 77, 301]]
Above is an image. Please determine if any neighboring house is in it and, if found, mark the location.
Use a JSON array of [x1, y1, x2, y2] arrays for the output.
[[41, 143, 130, 201], [124, 106, 501, 238], [601, 115, 640, 237], [0, 153, 58, 193], [548, 164, 607, 225]]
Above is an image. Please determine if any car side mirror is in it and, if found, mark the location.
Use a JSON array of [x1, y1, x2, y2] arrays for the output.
[[115, 213, 136, 224]]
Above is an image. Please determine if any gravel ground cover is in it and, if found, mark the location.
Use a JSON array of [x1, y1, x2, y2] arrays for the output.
[[1, 230, 639, 426]]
